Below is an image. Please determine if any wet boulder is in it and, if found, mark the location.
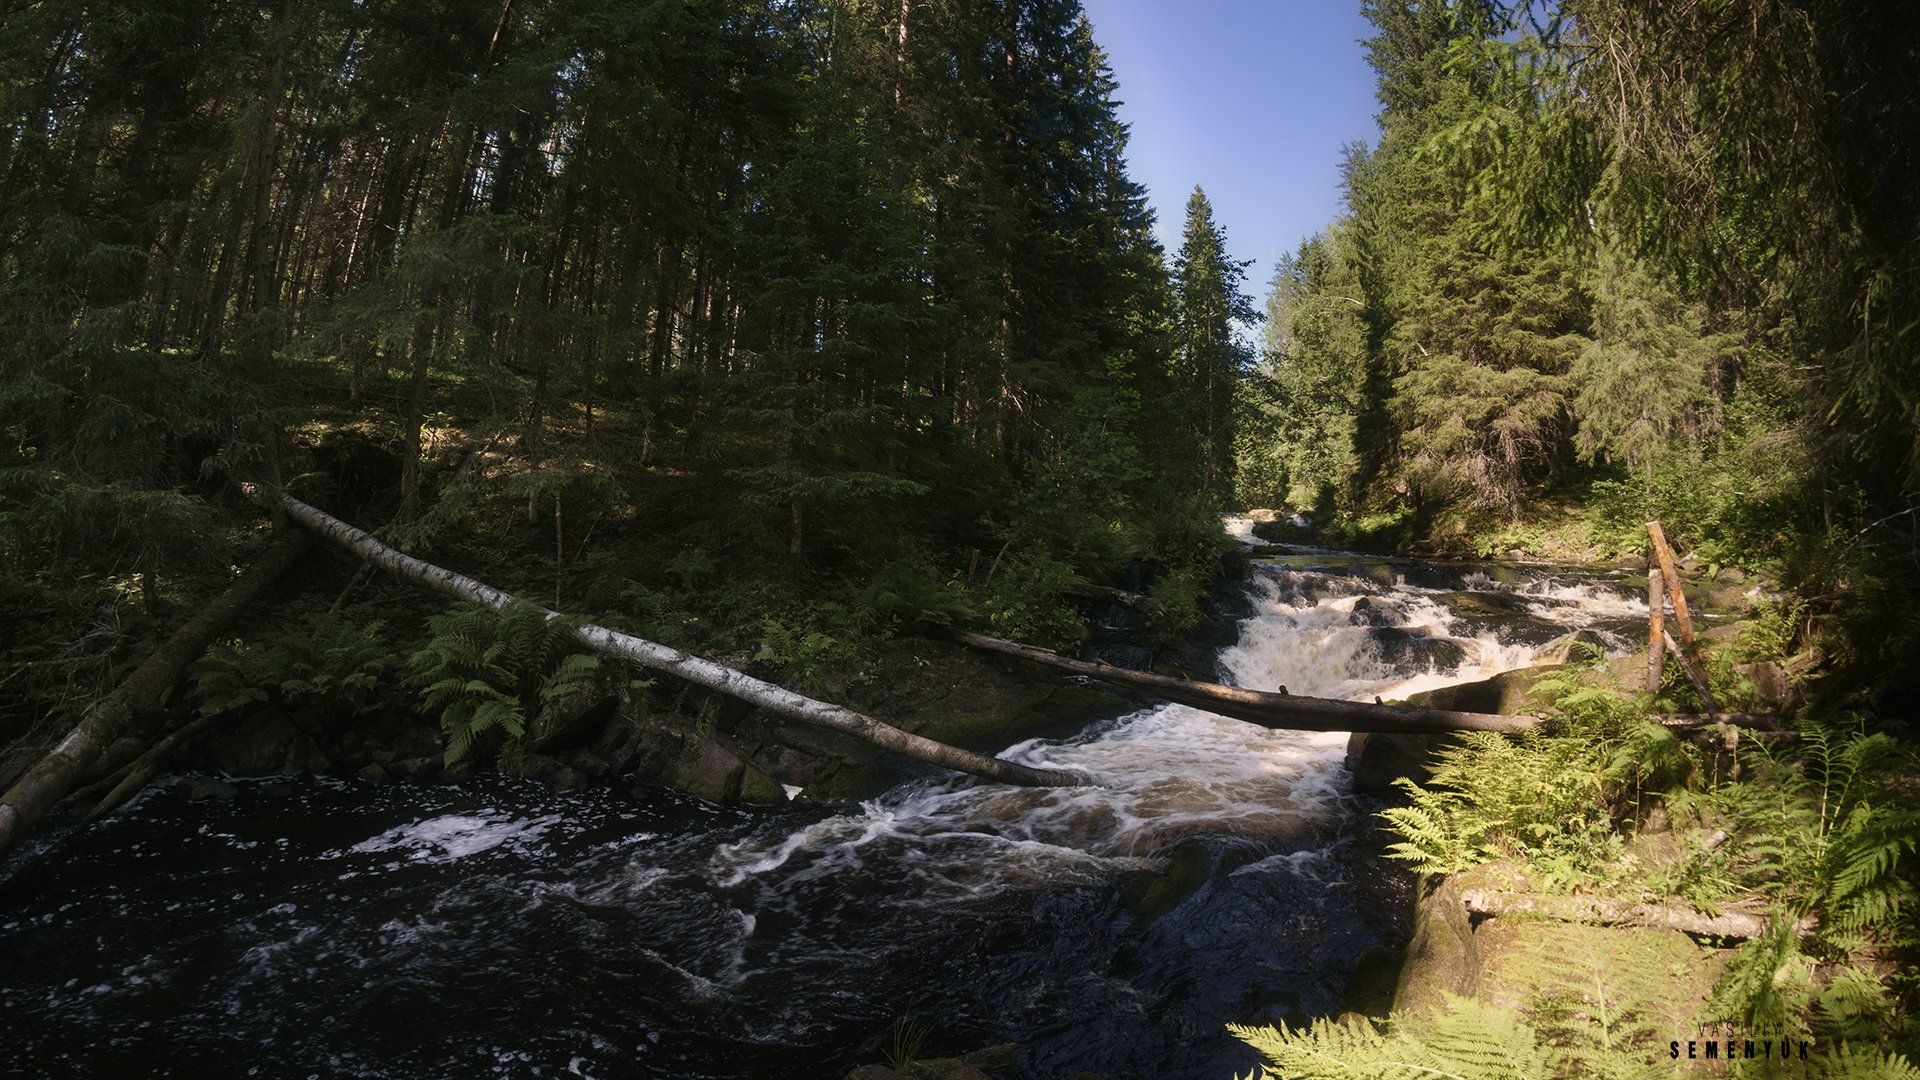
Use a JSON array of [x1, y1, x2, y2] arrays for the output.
[[1432, 590, 1566, 645], [1399, 666, 1557, 716], [1084, 643, 1154, 671], [199, 709, 333, 777], [845, 1044, 1021, 1080], [1084, 597, 1144, 640], [1433, 590, 1533, 621], [529, 687, 618, 753], [513, 752, 583, 791], [1347, 596, 1398, 626], [1533, 629, 1611, 666], [1345, 731, 1443, 796], [1120, 841, 1216, 923], [1368, 627, 1467, 673], [1251, 515, 1316, 544]]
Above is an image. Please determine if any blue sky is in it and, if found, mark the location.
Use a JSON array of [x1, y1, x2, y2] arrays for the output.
[[1079, 0, 1380, 293]]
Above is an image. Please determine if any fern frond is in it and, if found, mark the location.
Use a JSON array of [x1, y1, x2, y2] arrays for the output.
[[1230, 996, 1558, 1080]]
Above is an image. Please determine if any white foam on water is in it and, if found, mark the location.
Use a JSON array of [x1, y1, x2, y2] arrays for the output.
[[702, 538, 1643, 902], [345, 812, 562, 863], [1222, 514, 1260, 547]]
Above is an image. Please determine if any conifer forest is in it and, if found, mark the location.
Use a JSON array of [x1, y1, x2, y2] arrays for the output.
[[2, 2, 1918, 1077]]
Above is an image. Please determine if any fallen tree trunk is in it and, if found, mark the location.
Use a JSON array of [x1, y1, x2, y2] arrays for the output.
[[250, 486, 1088, 791], [85, 710, 236, 821], [1459, 887, 1807, 941], [1663, 629, 1723, 715], [0, 532, 308, 857], [1654, 712, 1784, 729], [952, 632, 1795, 740], [949, 630, 1538, 734]]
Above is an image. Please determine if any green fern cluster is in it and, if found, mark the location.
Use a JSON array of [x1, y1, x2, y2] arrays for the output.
[[1379, 656, 1704, 885], [1378, 725, 1649, 882], [1231, 994, 1920, 1080], [758, 617, 859, 694], [191, 612, 392, 717], [407, 601, 601, 764], [1703, 720, 1919, 1033], [1231, 996, 1577, 1080]]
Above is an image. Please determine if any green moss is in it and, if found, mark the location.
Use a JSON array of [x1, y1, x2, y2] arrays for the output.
[[1121, 842, 1214, 923]]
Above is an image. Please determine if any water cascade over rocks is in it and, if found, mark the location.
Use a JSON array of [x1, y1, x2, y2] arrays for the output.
[[0, 526, 1647, 1078]]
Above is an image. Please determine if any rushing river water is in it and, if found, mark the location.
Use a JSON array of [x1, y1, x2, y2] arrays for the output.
[[0, 535, 1648, 1078]]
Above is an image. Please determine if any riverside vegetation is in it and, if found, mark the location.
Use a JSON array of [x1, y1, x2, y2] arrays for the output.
[[1224, 1, 1920, 1078], [1, 1, 1918, 1078]]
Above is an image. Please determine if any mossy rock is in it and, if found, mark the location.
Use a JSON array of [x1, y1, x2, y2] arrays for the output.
[[1369, 627, 1469, 672], [1533, 629, 1610, 667], [1345, 730, 1445, 795], [1473, 917, 1727, 1034], [1251, 517, 1317, 544], [1391, 873, 1482, 1018], [1120, 841, 1214, 923], [1400, 666, 1558, 716], [1433, 590, 1534, 622]]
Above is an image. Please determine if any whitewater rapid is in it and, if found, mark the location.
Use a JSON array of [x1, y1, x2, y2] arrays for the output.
[[704, 528, 1648, 902]]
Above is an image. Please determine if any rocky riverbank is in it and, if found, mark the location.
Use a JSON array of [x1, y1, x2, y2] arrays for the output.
[[1342, 559, 1808, 1051]]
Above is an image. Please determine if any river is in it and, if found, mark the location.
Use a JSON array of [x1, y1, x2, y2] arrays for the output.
[[0, 535, 1648, 1078]]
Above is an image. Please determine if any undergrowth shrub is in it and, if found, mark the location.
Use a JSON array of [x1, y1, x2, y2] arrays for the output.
[[1703, 720, 1920, 1032], [407, 601, 601, 764], [1379, 655, 1697, 884], [192, 611, 392, 717]]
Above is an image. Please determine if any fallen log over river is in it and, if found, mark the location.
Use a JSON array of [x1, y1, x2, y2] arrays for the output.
[[949, 630, 1539, 734], [951, 631, 1787, 738], [251, 486, 1090, 792]]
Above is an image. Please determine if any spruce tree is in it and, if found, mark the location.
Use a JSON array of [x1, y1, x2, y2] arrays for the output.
[[1172, 186, 1256, 499]]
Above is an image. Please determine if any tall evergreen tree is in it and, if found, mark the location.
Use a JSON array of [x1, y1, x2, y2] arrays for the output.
[[1171, 186, 1255, 498]]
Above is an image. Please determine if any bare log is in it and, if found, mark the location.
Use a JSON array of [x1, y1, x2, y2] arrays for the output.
[[949, 630, 1539, 734], [1646, 555, 1666, 693], [0, 533, 308, 857], [251, 486, 1087, 790], [1663, 629, 1723, 715], [1460, 887, 1806, 941], [86, 710, 235, 821], [1645, 521, 1697, 647], [1652, 712, 1783, 729]]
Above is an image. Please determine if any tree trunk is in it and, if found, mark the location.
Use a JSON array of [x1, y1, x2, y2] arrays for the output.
[[1663, 630, 1722, 715], [1459, 887, 1805, 941], [1645, 521, 1697, 647], [251, 487, 1087, 790], [0, 533, 308, 857], [950, 630, 1538, 734], [1645, 554, 1666, 693], [85, 710, 235, 821]]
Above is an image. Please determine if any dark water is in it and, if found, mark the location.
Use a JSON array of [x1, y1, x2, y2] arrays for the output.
[[0, 552, 1644, 1078], [0, 775, 1394, 1078]]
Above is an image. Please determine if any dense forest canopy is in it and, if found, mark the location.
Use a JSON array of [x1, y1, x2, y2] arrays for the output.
[[1242, 0, 1920, 712], [1, 0, 1250, 683]]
